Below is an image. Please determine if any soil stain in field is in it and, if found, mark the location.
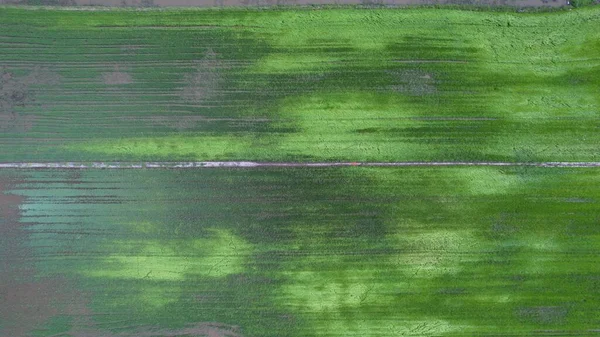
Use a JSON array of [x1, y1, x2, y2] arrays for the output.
[[516, 306, 570, 325], [181, 48, 222, 104], [387, 68, 437, 96], [0, 67, 60, 133], [0, 176, 92, 337], [150, 115, 208, 130], [102, 65, 133, 85], [61, 322, 244, 337]]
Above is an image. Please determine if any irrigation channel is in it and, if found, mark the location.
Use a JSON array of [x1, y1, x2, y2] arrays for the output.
[[2, 161, 600, 168]]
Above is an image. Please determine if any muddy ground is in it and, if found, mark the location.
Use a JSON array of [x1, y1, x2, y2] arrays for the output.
[[0, 176, 91, 337], [0, 67, 60, 134], [0, 0, 568, 8]]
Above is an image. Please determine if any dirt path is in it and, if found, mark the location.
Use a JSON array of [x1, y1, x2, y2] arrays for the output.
[[1, 161, 599, 168]]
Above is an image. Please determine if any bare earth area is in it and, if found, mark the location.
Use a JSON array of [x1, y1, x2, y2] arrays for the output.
[[0, 0, 568, 8], [0, 177, 92, 337], [0, 67, 60, 134], [101, 65, 133, 85]]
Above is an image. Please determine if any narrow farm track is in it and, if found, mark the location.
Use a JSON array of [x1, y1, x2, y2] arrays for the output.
[[3, 161, 600, 168]]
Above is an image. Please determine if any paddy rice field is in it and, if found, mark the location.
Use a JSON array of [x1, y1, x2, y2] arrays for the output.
[[1, 4, 600, 337]]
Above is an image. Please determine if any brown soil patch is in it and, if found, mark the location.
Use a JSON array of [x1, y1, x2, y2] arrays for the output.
[[516, 306, 569, 324], [1, 68, 30, 112], [65, 322, 244, 337], [0, 176, 92, 337], [149, 115, 207, 130], [0, 66, 60, 133], [22, 66, 62, 87], [0, 178, 27, 269], [387, 68, 437, 95], [0, 113, 36, 132], [120, 44, 145, 55], [1, 0, 76, 4], [181, 48, 222, 103], [102, 65, 133, 85]]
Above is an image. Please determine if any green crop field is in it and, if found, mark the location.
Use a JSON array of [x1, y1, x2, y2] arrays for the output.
[[2, 167, 600, 336], [1, 6, 600, 162], [1, 4, 600, 337]]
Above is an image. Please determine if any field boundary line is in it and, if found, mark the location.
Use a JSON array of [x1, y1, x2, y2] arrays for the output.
[[1, 162, 600, 169]]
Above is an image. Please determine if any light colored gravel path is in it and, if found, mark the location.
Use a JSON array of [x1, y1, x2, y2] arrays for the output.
[[1, 162, 600, 169]]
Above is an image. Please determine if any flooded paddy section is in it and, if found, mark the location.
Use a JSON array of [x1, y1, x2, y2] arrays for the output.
[[1, 166, 599, 336]]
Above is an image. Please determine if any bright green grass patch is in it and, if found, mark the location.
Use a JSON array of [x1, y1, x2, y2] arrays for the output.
[[84, 228, 250, 280], [249, 53, 343, 74], [274, 91, 431, 161], [64, 135, 256, 159]]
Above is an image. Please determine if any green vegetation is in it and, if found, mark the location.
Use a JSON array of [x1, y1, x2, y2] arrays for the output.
[[570, 0, 597, 7], [3, 166, 599, 336], [1, 6, 600, 162], [2, 5, 600, 337]]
